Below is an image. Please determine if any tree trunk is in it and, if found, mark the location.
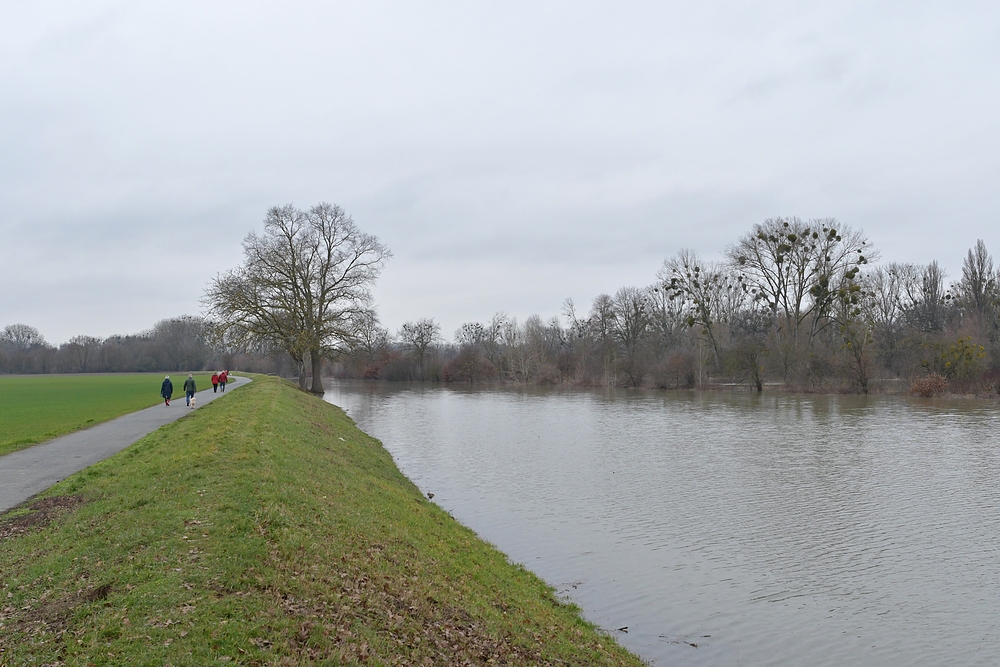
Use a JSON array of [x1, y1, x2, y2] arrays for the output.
[[310, 348, 325, 394], [296, 356, 308, 391]]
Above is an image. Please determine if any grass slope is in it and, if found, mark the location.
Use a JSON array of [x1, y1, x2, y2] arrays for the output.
[[0, 373, 216, 456], [0, 376, 646, 666]]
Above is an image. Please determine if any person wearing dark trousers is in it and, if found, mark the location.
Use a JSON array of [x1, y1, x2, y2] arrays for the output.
[[183, 373, 197, 407], [219, 370, 228, 392], [161, 375, 173, 406], [211, 372, 219, 393]]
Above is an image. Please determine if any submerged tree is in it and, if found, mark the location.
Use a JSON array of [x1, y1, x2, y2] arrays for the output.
[[658, 249, 744, 368], [610, 286, 651, 386], [727, 217, 873, 380], [398, 318, 441, 378], [958, 240, 997, 315], [908, 261, 950, 333], [956, 240, 999, 341], [865, 263, 919, 374], [205, 203, 390, 393]]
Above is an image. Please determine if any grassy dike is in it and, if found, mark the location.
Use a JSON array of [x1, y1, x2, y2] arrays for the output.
[[0, 376, 646, 666]]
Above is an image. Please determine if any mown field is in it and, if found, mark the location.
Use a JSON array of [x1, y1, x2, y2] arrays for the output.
[[0, 375, 645, 666], [0, 373, 216, 456]]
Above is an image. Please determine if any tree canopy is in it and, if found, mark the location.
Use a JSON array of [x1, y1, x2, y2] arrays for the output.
[[204, 203, 390, 393]]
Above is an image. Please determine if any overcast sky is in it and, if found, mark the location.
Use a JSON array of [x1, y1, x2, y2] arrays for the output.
[[3, 1, 999, 344]]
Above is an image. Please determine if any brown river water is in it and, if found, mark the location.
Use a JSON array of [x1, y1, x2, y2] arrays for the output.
[[323, 380, 1000, 666]]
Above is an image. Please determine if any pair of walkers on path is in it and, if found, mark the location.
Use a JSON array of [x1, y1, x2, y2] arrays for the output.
[[211, 370, 229, 393], [160, 373, 208, 408]]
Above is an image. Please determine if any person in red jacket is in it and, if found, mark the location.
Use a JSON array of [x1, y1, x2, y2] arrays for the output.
[[211, 372, 219, 393], [219, 370, 228, 392]]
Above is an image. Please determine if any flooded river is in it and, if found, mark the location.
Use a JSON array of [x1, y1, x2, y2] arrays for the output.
[[324, 381, 1000, 666]]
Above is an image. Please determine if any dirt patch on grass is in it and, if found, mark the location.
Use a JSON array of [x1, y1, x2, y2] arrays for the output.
[[0, 495, 86, 541], [1, 581, 113, 652], [22, 582, 110, 626], [248, 571, 587, 665]]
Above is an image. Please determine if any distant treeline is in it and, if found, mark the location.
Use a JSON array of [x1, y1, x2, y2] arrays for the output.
[[0, 316, 299, 377], [336, 218, 1000, 395], [5, 217, 1000, 395]]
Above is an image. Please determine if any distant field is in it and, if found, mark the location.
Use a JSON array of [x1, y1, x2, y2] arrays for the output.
[[0, 373, 215, 457]]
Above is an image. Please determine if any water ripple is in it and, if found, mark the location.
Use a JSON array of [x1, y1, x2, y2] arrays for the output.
[[326, 383, 1000, 666]]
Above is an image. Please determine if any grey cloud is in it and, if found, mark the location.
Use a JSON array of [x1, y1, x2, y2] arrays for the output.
[[3, 1, 1000, 342]]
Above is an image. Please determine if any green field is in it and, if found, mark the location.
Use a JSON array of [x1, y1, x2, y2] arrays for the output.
[[0, 373, 217, 457], [0, 375, 644, 666]]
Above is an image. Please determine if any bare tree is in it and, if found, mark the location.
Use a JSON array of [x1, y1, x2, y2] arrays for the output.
[[206, 205, 314, 388], [525, 315, 565, 383], [958, 240, 996, 314], [300, 203, 391, 390], [727, 217, 873, 380], [727, 306, 770, 391], [63, 335, 103, 372], [500, 317, 533, 383], [830, 267, 873, 393], [611, 286, 651, 386], [398, 318, 440, 377], [865, 263, 919, 373], [587, 294, 617, 385], [1, 323, 45, 350], [482, 312, 510, 375], [907, 261, 950, 332], [645, 283, 686, 353], [205, 203, 390, 393], [956, 240, 999, 342], [0, 324, 50, 374], [658, 250, 743, 366], [448, 322, 493, 383], [150, 316, 210, 371], [727, 218, 872, 345], [455, 322, 487, 347], [348, 310, 392, 376]]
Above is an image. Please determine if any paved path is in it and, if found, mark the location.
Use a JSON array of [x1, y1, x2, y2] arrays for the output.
[[0, 375, 251, 513]]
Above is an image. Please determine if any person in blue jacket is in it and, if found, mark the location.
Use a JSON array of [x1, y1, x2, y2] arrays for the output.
[[160, 375, 173, 406]]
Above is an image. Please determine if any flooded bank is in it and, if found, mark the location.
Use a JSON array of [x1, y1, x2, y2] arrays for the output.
[[325, 381, 1000, 666]]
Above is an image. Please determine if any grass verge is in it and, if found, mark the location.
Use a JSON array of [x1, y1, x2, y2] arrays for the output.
[[0, 375, 646, 666], [0, 373, 216, 456]]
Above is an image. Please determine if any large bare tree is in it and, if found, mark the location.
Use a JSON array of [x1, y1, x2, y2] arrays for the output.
[[205, 203, 390, 393], [1, 323, 46, 350], [726, 218, 873, 381]]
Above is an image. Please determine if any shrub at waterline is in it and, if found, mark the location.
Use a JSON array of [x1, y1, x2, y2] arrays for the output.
[[0, 376, 644, 666], [911, 373, 950, 397], [0, 373, 216, 457]]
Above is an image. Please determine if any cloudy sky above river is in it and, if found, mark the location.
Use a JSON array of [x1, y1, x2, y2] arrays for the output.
[[3, 1, 1000, 344]]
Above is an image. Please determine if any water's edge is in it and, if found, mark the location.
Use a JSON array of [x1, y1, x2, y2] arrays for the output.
[[325, 380, 1000, 667]]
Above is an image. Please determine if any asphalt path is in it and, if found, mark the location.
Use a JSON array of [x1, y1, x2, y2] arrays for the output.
[[0, 375, 251, 513]]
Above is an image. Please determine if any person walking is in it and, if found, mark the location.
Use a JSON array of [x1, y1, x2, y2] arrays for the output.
[[219, 370, 228, 392], [183, 373, 197, 407], [160, 375, 173, 406], [211, 372, 219, 393]]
